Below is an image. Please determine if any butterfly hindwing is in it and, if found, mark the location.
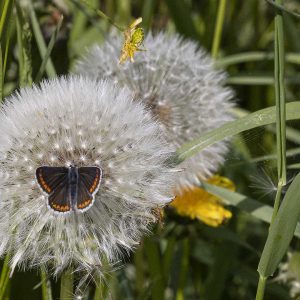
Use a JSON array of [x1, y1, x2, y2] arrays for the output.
[[48, 180, 70, 213], [76, 167, 102, 211]]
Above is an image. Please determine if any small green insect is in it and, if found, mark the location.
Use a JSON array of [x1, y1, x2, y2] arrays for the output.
[[119, 18, 146, 64]]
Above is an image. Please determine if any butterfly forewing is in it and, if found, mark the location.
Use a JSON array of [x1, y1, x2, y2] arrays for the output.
[[36, 167, 68, 194], [76, 167, 102, 211], [78, 167, 102, 195]]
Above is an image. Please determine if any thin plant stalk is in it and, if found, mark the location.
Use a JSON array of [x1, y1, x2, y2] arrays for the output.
[[0, 255, 10, 300], [255, 276, 267, 300], [78, 0, 124, 31], [60, 268, 74, 300], [0, 46, 3, 101], [255, 0, 286, 299], [211, 0, 227, 59], [0, 0, 11, 39]]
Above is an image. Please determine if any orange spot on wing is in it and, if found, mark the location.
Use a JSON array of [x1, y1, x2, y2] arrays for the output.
[[78, 199, 92, 210]]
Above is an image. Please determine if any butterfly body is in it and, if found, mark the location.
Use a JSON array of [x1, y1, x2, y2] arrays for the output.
[[36, 165, 102, 214]]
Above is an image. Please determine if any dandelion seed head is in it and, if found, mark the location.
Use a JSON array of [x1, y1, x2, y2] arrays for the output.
[[75, 32, 235, 192], [0, 76, 176, 279]]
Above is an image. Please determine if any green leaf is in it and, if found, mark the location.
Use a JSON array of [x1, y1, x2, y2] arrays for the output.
[[28, 1, 56, 78], [258, 172, 300, 277], [35, 15, 63, 82], [176, 101, 300, 163]]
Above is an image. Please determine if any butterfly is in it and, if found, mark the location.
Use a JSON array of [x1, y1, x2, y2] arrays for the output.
[[36, 165, 102, 214]]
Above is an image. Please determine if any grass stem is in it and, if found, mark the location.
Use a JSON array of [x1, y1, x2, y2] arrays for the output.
[[211, 0, 227, 59], [255, 276, 266, 300]]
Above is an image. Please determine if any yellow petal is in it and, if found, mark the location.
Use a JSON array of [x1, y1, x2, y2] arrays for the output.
[[170, 175, 235, 227]]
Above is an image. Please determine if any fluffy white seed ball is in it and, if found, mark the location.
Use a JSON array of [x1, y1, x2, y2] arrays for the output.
[[0, 76, 176, 277]]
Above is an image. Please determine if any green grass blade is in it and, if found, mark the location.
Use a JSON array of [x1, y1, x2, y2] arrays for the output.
[[202, 182, 300, 239], [174, 239, 189, 300], [250, 147, 300, 164], [0, 0, 13, 39], [258, 172, 300, 277], [216, 52, 300, 68], [144, 237, 164, 300], [211, 0, 227, 59], [35, 15, 63, 82], [28, 1, 56, 78], [274, 0, 286, 186], [16, 1, 32, 87], [226, 75, 300, 86], [175, 101, 300, 164]]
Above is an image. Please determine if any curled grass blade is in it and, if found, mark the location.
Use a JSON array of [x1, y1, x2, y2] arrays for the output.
[[175, 101, 300, 164]]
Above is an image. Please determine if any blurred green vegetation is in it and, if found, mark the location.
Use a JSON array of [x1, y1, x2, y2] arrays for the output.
[[2, 0, 300, 299]]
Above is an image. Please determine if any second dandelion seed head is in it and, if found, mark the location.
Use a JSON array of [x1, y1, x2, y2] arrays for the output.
[[75, 32, 235, 193]]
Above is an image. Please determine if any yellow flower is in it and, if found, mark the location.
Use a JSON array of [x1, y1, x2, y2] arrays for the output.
[[119, 17, 145, 64], [170, 175, 235, 227]]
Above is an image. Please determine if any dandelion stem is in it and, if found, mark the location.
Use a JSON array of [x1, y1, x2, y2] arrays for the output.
[[60, 268, 74, 300], [78, 0, 124, 31], [255, 276, 267, 300], [40, 268, 53, 300], [211, 0, 227, 59], [0, 254, 10, 300]]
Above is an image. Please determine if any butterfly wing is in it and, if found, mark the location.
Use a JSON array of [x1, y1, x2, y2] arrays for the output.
[[36, 166, 71, 213], [77, 167, 102, 211]]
